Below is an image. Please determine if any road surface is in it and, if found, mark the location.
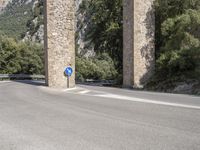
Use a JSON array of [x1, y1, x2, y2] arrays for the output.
[[0, 80, 200, 150]]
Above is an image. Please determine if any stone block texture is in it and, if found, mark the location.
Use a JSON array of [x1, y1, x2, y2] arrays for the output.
[[123, 0, 155, 88], [44, 0, 75, 88]]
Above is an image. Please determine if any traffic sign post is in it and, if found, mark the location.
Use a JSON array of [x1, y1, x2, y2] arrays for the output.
[[67, 76, 70, 89], [64, 66, 73, 88]]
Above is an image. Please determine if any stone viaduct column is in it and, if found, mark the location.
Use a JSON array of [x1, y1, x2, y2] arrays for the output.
[[44, 0, 154, 88], [123, 0, 155, 88], [44, 0, 75, 88]]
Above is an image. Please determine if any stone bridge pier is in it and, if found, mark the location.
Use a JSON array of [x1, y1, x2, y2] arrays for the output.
[[123, 0, 155, 88], [44, 0, 155, 88], [44, 0, 75, 88]]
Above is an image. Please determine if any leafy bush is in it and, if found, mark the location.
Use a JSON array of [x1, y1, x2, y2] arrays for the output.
[[76, 53, 118, 81], [157, 48, 200, 78], [154, 1, 200, 81], [0, 36, 44, 75], [77, 0, 123, 72]]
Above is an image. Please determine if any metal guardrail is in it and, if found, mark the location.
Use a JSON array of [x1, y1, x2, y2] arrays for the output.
[[0, 74, 45, 80], [0, 75, 116, 86]]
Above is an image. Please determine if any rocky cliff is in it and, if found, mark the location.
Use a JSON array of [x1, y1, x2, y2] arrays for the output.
[[76, 0, 95, 57], [23, 0, 44, 43], [24, 0, 95, 56], [0, 0, 95, 56], [0, 0, 11, 12]]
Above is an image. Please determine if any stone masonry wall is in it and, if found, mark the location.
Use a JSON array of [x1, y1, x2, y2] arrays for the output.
[[123, 0, 134, 88], [123, 0, 155, 88], [44, 0, 75, 88]]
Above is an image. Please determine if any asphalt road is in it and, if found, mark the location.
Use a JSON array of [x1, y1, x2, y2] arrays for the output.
[[0, 80, 200, 150]]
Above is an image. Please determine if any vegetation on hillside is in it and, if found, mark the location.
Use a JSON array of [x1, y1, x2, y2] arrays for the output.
[[147, 0, 200, 92], [77, 0, 200, 92], [77, 0, 123, 82], [76, 53, 118, 81], [0, 0, 45, 75], [0, 35, 44, 74], [0, 1, 33, 39]]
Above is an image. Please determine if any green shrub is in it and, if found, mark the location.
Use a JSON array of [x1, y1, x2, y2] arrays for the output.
[[0, 36, 44, 75], [18, 41, 44, 75], [0, 37, 21, 73], [76, 53, 118, 81], [157, 48, 200, 78], [155, 6, 200, 81]]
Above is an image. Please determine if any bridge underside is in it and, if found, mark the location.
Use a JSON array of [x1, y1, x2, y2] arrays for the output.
[[44, 0, 155, 88]]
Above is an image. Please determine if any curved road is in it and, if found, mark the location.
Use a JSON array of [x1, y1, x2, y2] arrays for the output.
[[0, 80, 200, 150]]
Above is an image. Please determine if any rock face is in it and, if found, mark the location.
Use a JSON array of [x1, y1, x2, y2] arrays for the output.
[[44, 0, 75, 88], [20, 0, 94, 57], [24, 0, 88, 54], [23, 0, 44, 43], [75, 0, 95, 57], [23, 24, 44, 44], [0, 0, 11, 12], [123, 0, 155, 88]]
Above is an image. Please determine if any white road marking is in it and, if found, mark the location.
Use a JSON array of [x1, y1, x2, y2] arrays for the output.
[[78, 90, 90, 94], [95, 94, 200, 110], [63, 87, 77, 92], [0, 81, 11, 83], [39, 85, 200, 109]]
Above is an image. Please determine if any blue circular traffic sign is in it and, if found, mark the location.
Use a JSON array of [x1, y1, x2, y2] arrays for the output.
[[64, 67, 73, 77]]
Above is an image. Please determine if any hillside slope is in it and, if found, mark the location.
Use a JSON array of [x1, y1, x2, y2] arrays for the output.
[[0, 0, 34, 39]]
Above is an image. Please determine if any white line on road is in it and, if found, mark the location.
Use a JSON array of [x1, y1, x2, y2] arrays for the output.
[[78, 90, 90, 94], [0, 81, 11, 83], [63, 87, 77, 92], [95, 94, 200, 110], [40, 85, 200, 109]]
